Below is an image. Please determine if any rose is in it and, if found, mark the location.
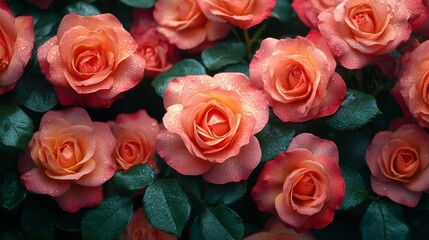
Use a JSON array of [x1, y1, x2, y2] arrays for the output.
[[249, 31, 346, 122], [153, 0, 230, 50], [318, 0, 426, 69], [157, 72, 269, 184], [366, 124, 429, 207], [292, 0, 340, 29], [251, 133, 345, 232], [107, 109, 160, 172], [0, 1, 34, 94], [123, 208, 177, 240], [18, 107, 116, 212], [37, 13, 146, 108], [197, 0, 276, 30], [130, 9, 181, 77], [244, 217, 315, 240], [393, 40, 429, 128]]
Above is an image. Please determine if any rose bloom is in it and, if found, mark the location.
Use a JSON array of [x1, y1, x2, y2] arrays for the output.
[[251, 133, 345, 232], [197, 0, 276, 30], [153, 0, 231, 50], [18, 107, 116, 212], [107, 109, 159, 172], [292, 0, 341, 29], [366, 124, 429, 207], [318, 0, 427, 69], [0, 1, 34, 94], [393, 40, 429, 128], [38, 13, 146, 108], [122, 208, 177, 240], [130, 9, 181, 77], [157, 72, 269, 184], [244, 217, 315, 240], [250, 31, 346, 122]]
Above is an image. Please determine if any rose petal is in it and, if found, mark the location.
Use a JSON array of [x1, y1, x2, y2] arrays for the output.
[[371, 175, 421, 207], [250, 37, 278, 89], [157, 129, 213, 175], [288, 133, 339, 161], [76, 122, 116, 186], [202, 136, 261, 184], [20, 167, 71, 197], [55, 184, 103, 213]]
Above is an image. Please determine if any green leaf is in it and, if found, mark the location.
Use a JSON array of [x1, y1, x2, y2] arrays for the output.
[[0, 172, 27, 210], [201, 41, 246, 70], [111, 163, 155, 191], [0, 106, 34, 150], [11, 75, 58, 112], [223, 63, 250, 77], [64, 2, 101, 16], [325, 89, 380, 130], [199, 205, 244, 240], [256, 116, 295, 162], [340, 167, 368, 210], [205, 181, 247, 205], [118, 0, 155, 8], [360, 200, 410, 240], [81, 195, 133, 240], [143, 179, 191, 236], [152, 59, 206, 97], [271, 0, 294, 23]]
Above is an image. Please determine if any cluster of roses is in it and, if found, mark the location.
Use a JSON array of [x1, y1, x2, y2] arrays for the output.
[[3, 0, 429, 238]]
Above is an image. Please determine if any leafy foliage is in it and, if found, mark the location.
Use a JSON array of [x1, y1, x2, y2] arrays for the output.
[[325, 89, 380, 130], [81, 195, 133, 240], [143, 179, 191, 236]]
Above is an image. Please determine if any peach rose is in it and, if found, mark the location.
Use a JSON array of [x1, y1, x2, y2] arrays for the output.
[[197, 0, 276, 30], [38, 13, 146, 108], [0, 1, 34, 94], [366, 124, 429, 207], [18, 107, 116, 212], [292, 0, 341, 29], [249, 31, 346, 122], [130, 9, 181, 77], [107, 110, 159, 172], [318, 0, 426, 69], [251, 133, 345, 232], [123, 208, 177, 240], [157, 72, 269, 184], [393, 40, 429, 128], [244, 217, 315, 240], [153, 0, 231, 50]]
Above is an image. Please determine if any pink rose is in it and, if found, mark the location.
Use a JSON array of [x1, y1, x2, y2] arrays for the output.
[[107, 109, 160, 172], [366, 124, 429, 207], [250, 31, 346, 122], [123, 208, 177, 240], [244, 217, 315, 240], [157, 73, 269, 184], [318, 0, 426, 69], [292, 0, 341, 29], [251, 133, 345, 232], [393, 40, 429, 128], [130, 9, 181, 77], [0, 1, 34, 94], [153, 0, 230, 50], [18, 107, 116, 212], [37, 13, 146, 108], [197, 0, 276, 30]]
